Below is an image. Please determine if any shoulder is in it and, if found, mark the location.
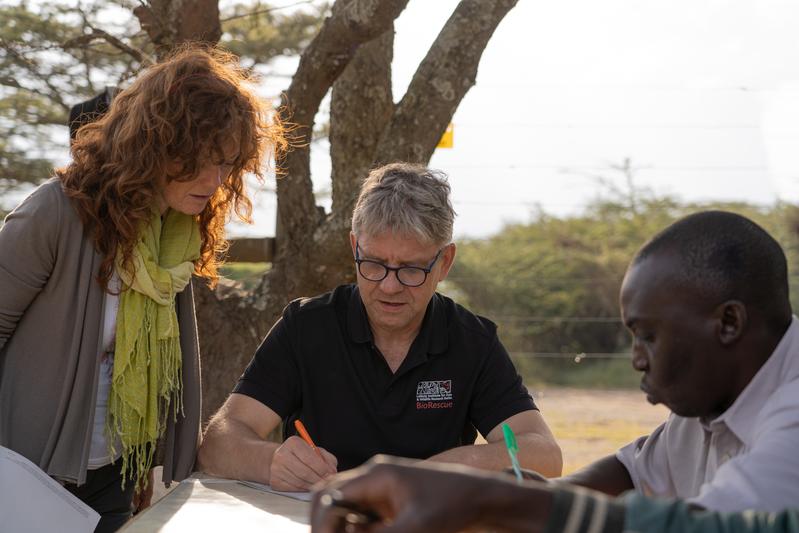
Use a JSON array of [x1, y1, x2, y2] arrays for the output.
[[621, 415, 699, 457], [754, 378, 799, 433], [281, 284, 354, 322], [435, 292, 499, 341], [2, 179, 76, 242], [9, 178, 67, 216]]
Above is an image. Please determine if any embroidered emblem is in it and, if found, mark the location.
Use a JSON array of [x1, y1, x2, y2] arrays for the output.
[[416, 380, 453, 409]]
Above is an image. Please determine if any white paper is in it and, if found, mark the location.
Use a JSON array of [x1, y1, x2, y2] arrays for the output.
[[237, 480, 313, 502], [0, 445, 100, 533]]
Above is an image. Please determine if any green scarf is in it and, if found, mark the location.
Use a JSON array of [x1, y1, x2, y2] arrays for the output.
[[108, 208, 201, 489]]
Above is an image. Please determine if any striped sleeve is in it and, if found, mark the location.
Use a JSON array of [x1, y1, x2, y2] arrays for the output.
[[543, 486, 626, 533]]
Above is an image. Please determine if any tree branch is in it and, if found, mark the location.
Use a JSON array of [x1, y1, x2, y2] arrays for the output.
[[275, 0, 409, 257], [0, 43, 71, 112], [62, 28, 153, 66], [374, 0, 518, 164], [221, 0, 315, 23]]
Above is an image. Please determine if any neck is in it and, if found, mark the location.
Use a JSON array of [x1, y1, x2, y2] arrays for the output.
[[369, 319, 423, 373], [725, 318, 790, 409], [371, 323, 420, 351], [154, 191, 169, 215]]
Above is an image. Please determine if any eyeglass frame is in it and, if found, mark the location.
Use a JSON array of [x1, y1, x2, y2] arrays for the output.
[[354, 240, 447, 287]]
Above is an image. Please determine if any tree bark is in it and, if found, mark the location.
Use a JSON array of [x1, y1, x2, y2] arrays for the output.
[[134, 0, 222, 57], [330, 29, 394, 218]]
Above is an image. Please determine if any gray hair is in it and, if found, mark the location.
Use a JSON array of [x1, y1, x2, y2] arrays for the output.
[[351, 162, 456, 245]]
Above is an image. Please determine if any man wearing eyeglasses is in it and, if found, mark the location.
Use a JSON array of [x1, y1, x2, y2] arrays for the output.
[[197, 163, 563, 491]]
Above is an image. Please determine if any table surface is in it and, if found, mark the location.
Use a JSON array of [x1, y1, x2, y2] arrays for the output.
[[120, 477, 310, 532]]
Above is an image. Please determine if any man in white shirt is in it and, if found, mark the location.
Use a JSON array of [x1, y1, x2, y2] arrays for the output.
[[560, 210, 799, 513]]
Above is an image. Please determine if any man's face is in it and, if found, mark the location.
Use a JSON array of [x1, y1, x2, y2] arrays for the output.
[[350, 232, 455, 336], [620, 253, 732, 418]]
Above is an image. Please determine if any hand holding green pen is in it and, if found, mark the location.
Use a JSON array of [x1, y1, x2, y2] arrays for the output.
[[502, 423, 524, 483]]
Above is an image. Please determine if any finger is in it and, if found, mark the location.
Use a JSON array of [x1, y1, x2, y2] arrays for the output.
[[288, 449, 332, 486], [317, 447, 339, 474], [311, 488, 385, 533], [289, 439, 337, 479], [327, 468, 401, 523], [310, 494, 343, 533], [273, 439, 330, 487], [271, 468, 311, 491]]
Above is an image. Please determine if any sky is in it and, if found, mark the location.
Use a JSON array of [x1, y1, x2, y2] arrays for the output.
[[7, 0, 798, 240], [229, 0, 799, 240]]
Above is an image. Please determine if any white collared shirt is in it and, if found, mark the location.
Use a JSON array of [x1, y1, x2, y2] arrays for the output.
[[616, 316, 799, 512]]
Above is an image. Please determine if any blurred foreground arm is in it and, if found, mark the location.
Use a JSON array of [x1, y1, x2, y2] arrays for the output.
[[311, 456, 799, 533], [311, 456, 560, 533]]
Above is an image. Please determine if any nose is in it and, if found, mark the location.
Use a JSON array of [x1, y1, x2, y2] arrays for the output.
[[631, 340, 649, 372], [378, 270, 404, 293], [198, 164, 223, 187]]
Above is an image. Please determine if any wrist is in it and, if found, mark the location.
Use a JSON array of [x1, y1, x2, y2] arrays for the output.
[[261, 441, 280, 483], [474, 478, 552, 533]]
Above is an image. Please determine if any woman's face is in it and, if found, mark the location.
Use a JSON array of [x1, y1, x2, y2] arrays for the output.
[[157, 146, 238, 215]]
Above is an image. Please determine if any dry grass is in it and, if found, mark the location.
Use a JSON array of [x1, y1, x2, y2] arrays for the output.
[[531, 387, 670, 474]]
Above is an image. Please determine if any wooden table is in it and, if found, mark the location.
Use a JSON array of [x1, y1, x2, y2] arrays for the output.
[[120, 477, 310, 532]]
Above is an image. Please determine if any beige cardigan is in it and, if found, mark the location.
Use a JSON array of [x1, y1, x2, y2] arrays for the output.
[[0, 179, 201, 486]]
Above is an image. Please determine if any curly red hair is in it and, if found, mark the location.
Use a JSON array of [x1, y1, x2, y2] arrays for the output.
[[58, 45, 286, 290]]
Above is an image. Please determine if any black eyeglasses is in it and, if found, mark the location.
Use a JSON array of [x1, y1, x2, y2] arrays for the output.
[[355, 241, 445, 287]]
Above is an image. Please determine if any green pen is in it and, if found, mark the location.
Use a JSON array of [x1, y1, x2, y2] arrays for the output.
[[502, 423, 523, 483]]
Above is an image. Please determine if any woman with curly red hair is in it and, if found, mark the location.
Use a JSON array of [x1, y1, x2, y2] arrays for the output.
[[0, 45, 285, 532]]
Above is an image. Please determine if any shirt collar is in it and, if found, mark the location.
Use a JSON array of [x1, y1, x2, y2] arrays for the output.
[[347, 285, 449, 357], [707, 315, 799, 446]]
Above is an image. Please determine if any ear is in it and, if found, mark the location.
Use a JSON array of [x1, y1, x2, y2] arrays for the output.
[[716, 300, 747, 346], [437, 243, 457, 282], [349, 232, 358, 258]]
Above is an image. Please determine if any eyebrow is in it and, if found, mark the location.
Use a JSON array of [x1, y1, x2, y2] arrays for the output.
[[359, 247, 430, 267]]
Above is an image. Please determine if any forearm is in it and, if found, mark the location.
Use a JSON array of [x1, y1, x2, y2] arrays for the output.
[[542, 486, 626, 533], [559, 454, 634, 496], [197, 419, 279, 483], [622, 492, 799, 533], [427, 434, 563, 478], [468, 477, 555, 533]]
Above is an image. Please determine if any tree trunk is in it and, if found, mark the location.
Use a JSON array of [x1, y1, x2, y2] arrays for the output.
[[167, 0, 520, 422], [134, 0, 222, 57]]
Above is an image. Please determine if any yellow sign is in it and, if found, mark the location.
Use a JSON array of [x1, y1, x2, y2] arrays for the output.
[[437, 123, 454, 149]]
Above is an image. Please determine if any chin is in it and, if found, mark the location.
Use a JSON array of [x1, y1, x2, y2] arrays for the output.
[[374, 314, 411, 331], [664, 400, 703, 418], [173, 205, 205, 216]]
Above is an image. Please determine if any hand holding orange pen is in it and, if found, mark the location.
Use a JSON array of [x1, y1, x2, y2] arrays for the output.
[[294, 419, 323, 459]]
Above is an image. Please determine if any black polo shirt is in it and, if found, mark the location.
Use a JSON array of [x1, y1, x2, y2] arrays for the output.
[[234, 284, 536, 471]]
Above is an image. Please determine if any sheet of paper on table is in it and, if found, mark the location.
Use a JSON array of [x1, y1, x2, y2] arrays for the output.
[[237, 479, 313, 501], [120, 477, 310, 532], [0, 445, 100, 533]]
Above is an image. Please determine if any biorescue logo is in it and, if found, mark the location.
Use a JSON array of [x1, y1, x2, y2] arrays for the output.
[[416, 380, 453, 409]]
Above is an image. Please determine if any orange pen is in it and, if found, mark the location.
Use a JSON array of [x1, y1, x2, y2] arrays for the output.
[[294, 419, 323, 458]]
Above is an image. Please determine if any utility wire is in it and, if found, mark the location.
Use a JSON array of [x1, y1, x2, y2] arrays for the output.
[[510, 351, 630, 360]]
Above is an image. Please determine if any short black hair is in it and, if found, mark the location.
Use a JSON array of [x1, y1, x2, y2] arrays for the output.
[[634, 210, 791, 330]]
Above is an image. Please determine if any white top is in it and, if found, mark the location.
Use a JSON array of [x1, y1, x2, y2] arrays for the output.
[[617, 315, 799, 512], [87, 273, 122, 469]]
